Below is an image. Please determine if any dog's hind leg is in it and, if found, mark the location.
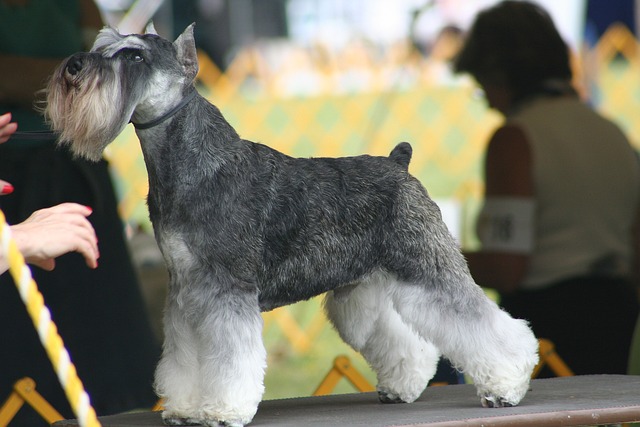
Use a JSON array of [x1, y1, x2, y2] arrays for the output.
[[389, 274, 538, 408], [324, 273, 439, 404], [381, 191, 538, 407]]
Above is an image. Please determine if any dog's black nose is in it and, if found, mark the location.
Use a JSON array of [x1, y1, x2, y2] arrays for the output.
[[66, 56, 83, 75]]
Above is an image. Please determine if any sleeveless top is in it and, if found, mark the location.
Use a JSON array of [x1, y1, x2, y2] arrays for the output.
[[508, 95, 640, 290]]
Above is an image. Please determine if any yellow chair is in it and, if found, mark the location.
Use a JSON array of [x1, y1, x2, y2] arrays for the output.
[[0, 377, 64, 426], [532, 338, 575, 378]]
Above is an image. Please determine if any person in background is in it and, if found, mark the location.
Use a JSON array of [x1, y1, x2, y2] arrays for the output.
[[455, 0, 640, 376], [0, 1, 159, 424]]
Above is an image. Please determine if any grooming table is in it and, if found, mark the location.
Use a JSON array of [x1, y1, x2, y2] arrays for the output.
[[54, 375, 640, 426]]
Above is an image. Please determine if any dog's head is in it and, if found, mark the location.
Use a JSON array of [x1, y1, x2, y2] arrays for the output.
[[44, 23, 198, 161]]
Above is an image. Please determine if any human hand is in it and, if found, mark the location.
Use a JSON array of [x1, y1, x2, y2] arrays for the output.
[[10, 203, 100, 271], [0, 112, 17, 143], [0, 113, 17, 196]]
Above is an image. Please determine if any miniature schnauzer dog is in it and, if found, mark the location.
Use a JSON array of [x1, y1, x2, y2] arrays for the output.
[[45, 24, 538, 427]]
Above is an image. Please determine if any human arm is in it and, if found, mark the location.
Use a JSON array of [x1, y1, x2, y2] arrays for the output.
[[463, 125, 534, 294], [0, 203, 99, 274]]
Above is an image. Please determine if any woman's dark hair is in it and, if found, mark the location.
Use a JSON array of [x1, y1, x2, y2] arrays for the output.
[[453, 1, 572, 103]]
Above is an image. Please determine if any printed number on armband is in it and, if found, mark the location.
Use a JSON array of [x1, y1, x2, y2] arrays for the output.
[[477, 198, 534, 254]]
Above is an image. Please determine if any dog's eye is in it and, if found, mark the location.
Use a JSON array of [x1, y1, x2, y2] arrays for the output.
[[120, 48, 144, 63]]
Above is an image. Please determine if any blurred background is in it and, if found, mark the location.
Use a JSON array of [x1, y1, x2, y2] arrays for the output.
[[93, 0, 640, 400]]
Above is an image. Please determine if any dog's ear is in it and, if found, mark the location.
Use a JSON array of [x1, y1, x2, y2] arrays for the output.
[[174, 23, 199, 82], [145, 21, 158, 35]]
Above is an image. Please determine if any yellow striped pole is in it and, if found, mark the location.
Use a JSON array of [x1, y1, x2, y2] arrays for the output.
[[0, 209, 101, 427]]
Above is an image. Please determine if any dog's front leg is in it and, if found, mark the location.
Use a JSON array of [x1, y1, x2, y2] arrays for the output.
[[156, 294, 202, 425], [157, 279, 266, 427], [198, 285, 266, 427]]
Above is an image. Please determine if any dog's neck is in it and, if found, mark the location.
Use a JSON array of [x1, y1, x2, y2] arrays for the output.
[[132, 89, 198, 130]]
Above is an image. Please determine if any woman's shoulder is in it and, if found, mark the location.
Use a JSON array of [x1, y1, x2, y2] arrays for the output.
[[485, 124, 533, 197]]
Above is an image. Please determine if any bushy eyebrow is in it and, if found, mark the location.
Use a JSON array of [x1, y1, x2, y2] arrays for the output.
[[91, 29, 148, 57]]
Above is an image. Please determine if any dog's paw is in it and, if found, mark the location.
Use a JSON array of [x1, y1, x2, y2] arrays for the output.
[[480, 394, 515, 408], [377, 389, 408, 404], [162, 414, 201, 425], [200, 418, 244, 427]]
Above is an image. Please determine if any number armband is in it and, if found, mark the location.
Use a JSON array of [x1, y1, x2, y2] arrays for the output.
[[477, 197, 535, 254]]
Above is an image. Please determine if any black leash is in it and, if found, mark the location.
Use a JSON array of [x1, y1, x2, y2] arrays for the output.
[[9, 130, 58, 141]]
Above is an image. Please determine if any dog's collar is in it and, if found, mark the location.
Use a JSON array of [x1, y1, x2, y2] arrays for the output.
[[132, 89, 198, 130]]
